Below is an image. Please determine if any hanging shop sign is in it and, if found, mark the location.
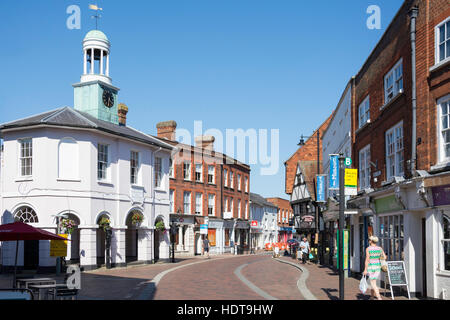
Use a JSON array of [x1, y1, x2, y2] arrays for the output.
[[316, 175, 326, 203], [329, 155, 340, 190], [50, 234, 68, 257], [200, 224, 208, 235]]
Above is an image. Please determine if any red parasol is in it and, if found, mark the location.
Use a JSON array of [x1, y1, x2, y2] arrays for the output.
[[0, 222, 69, 288]]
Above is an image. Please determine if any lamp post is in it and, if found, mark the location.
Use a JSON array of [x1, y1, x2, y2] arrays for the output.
[[170, 222, 178, 263], [52, 214, 68, 275], [105, 226, 112, 269], [338, 154, 345, 300]]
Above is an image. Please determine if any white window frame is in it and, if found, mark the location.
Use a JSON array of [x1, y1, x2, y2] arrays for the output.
[[195, 192, 203, 215], [359, 144, 371, 190], [358, 96, 370, 128], [245, 176, 249, 193], [97, 143, 110, 181], [208, 165, 215, 184], [435, 17, 450, 65], [169, 158, 174, 178], [130, 151, 140, 185], [195, 163, 203, 182], [183, 161, 191, 181], [169, 189, 175, 213], [245, 201, 248, 219], [208, 194, 215, 216], [384, 59, 403, 104], [230, 171, 234, 189], [385, 121, 404, 180], [441, 212, 450, 272], [238, 199, 241, 218], [237, 174, 242, 191], [183, 191, 191, 214], [154, 156, 163, 188], [437, 94, 450, 164], [18, 138, 33, 178], [224, 169, 228, 187]]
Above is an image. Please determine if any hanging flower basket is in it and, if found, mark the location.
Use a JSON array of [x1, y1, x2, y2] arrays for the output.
[[60, 218, 76, 235], [98, 217, 111, 231], [155, 220, 166, 233], [131, 212, 144, 226]]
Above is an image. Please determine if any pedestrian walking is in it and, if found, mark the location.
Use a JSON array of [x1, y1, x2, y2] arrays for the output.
[[363, 236, 387, 300], [299, 237, 310, 264], [203, 235, 210, 259]]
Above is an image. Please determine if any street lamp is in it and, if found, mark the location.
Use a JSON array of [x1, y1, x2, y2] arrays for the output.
[[170, 222, 179, 263], [52, 213, 68, 275]]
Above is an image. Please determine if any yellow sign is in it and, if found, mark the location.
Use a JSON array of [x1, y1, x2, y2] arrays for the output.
[[344, 169, 358, 188], [50, 234, 68, 257]]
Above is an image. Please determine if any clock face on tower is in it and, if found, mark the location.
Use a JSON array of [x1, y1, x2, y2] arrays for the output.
[[102, 89, 114, 108]]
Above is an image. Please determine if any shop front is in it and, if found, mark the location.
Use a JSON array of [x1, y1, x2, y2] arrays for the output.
[[234, 221, 250, 254], [424, 181, 450, 299], [170, 214, 195, 257]]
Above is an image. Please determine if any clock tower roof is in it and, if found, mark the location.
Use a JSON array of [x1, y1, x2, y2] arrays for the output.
[[84, 30, 109, 43]]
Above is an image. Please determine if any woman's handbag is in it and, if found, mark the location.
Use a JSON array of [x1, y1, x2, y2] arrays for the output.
[[380, 257, 388, 272]]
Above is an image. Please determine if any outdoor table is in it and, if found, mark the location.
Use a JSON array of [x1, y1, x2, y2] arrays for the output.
[[16, 278, 56, 289], [28, 284, 58, 300]]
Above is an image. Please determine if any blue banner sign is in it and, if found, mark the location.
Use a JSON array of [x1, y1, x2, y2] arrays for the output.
[[316, 175, 326, 203], [329, 155, 339, 190]]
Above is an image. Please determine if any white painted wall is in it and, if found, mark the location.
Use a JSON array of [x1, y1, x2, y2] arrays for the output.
[[322, 82, 352, 197], [0, 126, 171, 267]]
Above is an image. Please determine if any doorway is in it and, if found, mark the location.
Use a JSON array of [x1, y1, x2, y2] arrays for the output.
[[422, 218, 427, 297], [23, 240, 39, 270]]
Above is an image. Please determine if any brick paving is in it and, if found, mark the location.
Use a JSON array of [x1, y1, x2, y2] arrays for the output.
[[241, 256, 304, 300], [0, 252, 415, 300], [278, 256, 414, 300]]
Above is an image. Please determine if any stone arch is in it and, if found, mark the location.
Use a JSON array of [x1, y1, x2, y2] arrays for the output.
[[12, 205, 39, 270], [153, 215, 166, 262], [57, 211, 82, 263], [95, 212, 111, 267], [125, 208, 144, 264], [13, 205, 39, 224]]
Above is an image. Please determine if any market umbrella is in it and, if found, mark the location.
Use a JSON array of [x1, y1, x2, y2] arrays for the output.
[[0, 222, 69, 288]]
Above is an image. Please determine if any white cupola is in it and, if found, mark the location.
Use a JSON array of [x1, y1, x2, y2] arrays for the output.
[[81, 30, 112, 85]]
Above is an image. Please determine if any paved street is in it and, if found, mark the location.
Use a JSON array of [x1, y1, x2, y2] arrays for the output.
[[0, 253, 413, 300]]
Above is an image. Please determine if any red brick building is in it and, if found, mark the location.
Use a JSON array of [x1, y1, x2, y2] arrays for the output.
[[154, 121, 251, 256], [347, 0, 450, 299], [266, 197, 294, 242]]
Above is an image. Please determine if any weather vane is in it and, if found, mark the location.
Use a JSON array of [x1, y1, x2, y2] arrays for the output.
[[89, 4, 103, 30]]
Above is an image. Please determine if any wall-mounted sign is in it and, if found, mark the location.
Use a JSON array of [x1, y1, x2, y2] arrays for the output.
[[251, 221, 258, 227], [223, 211, 233, 220]]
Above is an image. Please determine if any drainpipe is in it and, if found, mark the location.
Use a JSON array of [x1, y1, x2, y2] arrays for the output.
[[409, 6, 419, 177], [152, 147, 163, 263]]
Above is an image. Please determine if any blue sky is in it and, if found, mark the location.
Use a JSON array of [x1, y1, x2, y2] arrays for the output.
[[0, 0, 404, 199]]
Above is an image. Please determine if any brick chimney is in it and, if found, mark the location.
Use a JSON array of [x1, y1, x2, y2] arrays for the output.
[[195, 135, 215, 151], [118, 103, 128, 126], [156, 120, 177, 141]]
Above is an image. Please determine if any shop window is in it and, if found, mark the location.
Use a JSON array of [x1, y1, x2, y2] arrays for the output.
[[208, 229, 216, 247], [379, 214, 404, 261], [443, 213, 450, 271], [225, 229, 230, 247]]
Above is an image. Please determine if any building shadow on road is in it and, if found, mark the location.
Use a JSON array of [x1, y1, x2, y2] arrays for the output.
[[321, 288, 369, 300], [78, 273, 156, 300]]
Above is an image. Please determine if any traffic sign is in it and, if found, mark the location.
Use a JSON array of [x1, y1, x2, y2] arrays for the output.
[[345, 158, 352, 166]]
